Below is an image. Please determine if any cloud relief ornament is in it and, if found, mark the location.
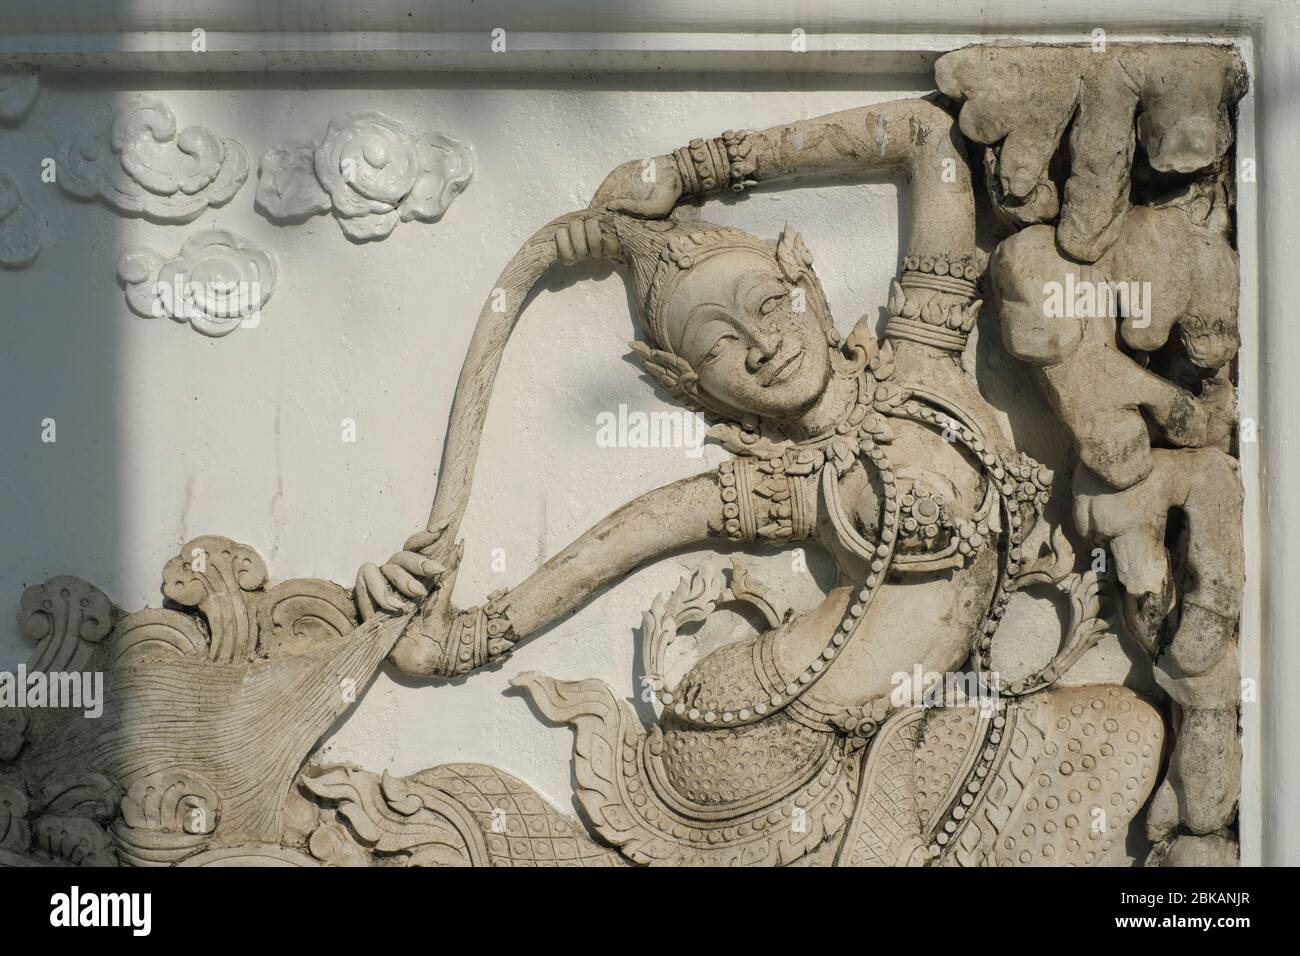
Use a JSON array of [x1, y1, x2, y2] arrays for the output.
[[57, 96, 248, 222], [256, 110, 474, 241]]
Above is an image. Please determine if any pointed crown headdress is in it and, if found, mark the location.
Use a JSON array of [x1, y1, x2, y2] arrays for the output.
[[612, 215, 829, 349], [609, 214, 833, 410]]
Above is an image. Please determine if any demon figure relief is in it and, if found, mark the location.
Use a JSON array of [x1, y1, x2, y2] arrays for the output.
[[0, 44, 1247, 867]]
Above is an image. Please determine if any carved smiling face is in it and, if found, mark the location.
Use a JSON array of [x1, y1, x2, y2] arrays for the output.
[[662, 249, 832, 420]]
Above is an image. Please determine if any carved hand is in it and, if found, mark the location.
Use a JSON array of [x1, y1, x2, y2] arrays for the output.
[[389, 541, 465, 677], [589, 155, 682, 217], [553, 213, 622, 265], [354, 519, 450, 621]]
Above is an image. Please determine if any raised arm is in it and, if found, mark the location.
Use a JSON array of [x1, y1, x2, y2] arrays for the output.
[[590, 98, 972, 262]]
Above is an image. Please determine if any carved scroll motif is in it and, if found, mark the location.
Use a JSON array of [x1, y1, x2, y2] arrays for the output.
[[17, 576, 113, 674]]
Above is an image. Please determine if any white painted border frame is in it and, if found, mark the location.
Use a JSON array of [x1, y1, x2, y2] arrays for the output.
[[1, 0, 1292, 865]]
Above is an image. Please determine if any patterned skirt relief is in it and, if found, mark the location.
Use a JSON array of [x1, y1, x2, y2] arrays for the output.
[[838, 686, 1164, 866], [967, 686, 1164, 867], [658, 714, 835, 808], [662, 633, 836, 806], [300, 681, 1163, 867]]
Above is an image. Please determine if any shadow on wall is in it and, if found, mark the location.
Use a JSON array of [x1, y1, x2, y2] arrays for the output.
[[0, 75, 128, 674]]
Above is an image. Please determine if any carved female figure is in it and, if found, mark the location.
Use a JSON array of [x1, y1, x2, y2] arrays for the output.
[[0, 45, 1245, 870], [349, 98, 1163, 866]]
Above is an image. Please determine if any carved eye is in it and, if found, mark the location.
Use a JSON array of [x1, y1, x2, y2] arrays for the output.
[[759, 292, 787, 316], [700, 335, 737, 367]]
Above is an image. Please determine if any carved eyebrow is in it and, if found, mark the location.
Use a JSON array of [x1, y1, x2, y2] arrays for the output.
[[678, 268, 782, 354], [735, 271, 788, 315], [682, 301, 750, 355]]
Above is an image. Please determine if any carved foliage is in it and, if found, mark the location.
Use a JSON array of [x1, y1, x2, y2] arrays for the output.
[[113, 770, 220, 867], [258, 579, 358, 657], [37, 771, 121, 820], [159, 535, 268, 663], [105, 534, 358, 667], [112, 608, 208, 667], [32, 815, 117, 866], [302, 766, 483, 866]]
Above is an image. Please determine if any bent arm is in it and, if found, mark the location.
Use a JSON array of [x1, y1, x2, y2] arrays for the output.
[[592, 98, 973, 261], [726, 101, 971, 253]]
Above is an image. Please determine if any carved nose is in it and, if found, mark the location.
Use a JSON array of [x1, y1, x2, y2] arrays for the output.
[[745, 334, 782, 372]]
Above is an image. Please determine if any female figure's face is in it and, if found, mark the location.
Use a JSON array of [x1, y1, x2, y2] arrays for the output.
[[665, 250, 833, 420]]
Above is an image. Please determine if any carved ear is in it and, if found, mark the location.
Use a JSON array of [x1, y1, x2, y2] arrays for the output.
[[628, 341, 701, 405], [776, 223, 815, 283]]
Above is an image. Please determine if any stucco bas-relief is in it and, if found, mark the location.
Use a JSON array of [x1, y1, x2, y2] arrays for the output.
[[117, 229, 277, 337], [256, 111, 475, 241], [0, 42, 1247, 867], [0, 71, 38, 125], [55, 96, 248, 222], [0, 168, 41, 269]]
